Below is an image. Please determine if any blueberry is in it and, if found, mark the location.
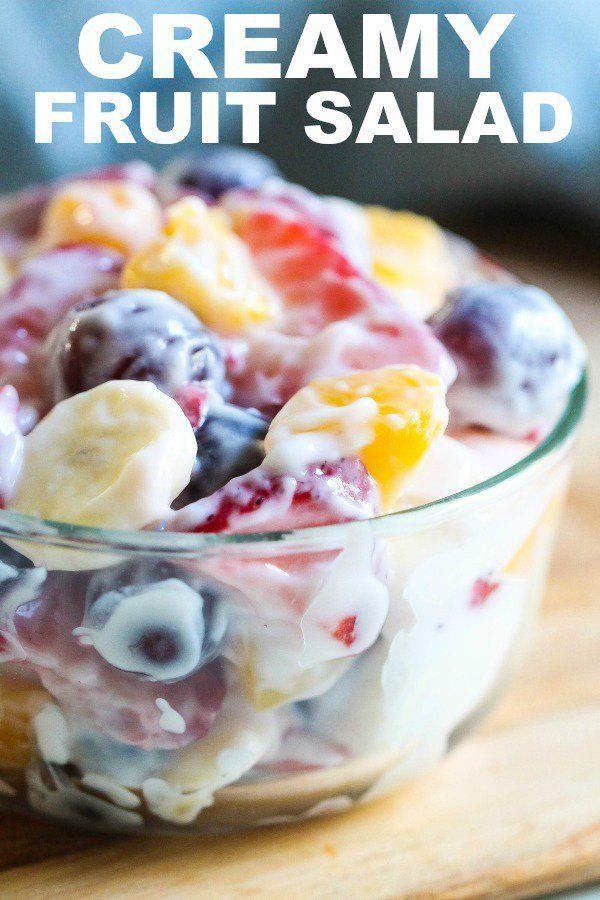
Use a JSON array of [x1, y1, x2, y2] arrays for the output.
[[135, 628, 180, 666], [177, 403, 269, 505], [429, 283, 585, 437], [48, 289, 227, 401], [78, 562, 228, 682], [159, 146, 281, 202]]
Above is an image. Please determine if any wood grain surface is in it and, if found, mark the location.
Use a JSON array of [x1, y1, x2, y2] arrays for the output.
[[0, 247, 597, 899]]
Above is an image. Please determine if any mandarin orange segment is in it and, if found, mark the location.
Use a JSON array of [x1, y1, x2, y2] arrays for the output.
[[0, 680, 50, 770], [366, 207, 456, 319], [122, 198, 280, 334], [39, 180, 163, 256], [266, 365, 449, 510]]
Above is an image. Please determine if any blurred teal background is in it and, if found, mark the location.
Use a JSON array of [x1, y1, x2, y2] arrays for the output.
[[0, 0, 598, 234]]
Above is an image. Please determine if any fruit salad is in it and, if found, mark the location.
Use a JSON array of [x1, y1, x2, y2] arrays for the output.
[[0, 149, 585, 832]]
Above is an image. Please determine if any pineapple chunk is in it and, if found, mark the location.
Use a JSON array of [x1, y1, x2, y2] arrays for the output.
[[123, 198, 280, 334]]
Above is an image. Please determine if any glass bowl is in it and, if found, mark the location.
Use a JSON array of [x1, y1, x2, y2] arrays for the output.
[[0, 372, 586, 834]]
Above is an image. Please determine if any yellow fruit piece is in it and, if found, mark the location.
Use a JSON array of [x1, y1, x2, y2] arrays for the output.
[[241, 649, 346, 711], [123, 197, 280, 334], [39, 180, 163, 256], [265, 365, 449, 510], [0, 680, 49, 770], [10, 380, 197, 530], [243, 654, 290, 711], [366, 207, 456, 319]]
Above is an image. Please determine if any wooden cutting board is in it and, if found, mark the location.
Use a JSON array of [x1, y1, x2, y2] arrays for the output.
[[0, 252, 597, 899]]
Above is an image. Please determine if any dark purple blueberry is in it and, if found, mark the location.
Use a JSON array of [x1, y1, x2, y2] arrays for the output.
[[429, 283, 585, 437], [48, 289, 227, 402], [177, 403, 269, 505], [134, 628, 180, 666], [78, 562, 228, 682], [159, 146, 280, 202]]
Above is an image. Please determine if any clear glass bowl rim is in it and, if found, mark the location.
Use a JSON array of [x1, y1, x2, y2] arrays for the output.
[[0, 373, 587, 556]]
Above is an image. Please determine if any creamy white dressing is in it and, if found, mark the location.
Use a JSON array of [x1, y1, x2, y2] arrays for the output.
[[80, 772, 141, 809], [264, 392, 377, 476], [300, 527, 388, 668], [156, 698, 186, 735], [27, 765, 144, 831], [397, 435, 483, 508], [33, 703, 70, 765]]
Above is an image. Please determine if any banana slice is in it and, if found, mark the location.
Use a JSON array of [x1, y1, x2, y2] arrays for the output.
[[142, 691, 280, 824], [9, 381, 196, 567]]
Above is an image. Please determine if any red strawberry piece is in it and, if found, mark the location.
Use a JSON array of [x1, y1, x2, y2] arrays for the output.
[[470, 577, 500, 607], [231, 198, 455, 410], [175, 382, 211, 429], [330, 615, 357, 647], [170, 457, 379, 534], [0, 244, 123, 342], [0, 244, 123, 401], [237, 209, 365, 332], [232, 307, 455, 412]]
